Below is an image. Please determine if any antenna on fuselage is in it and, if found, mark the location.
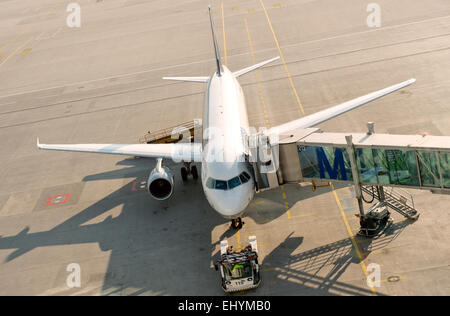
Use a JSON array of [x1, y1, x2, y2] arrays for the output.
[[208, 5, 222, 77]]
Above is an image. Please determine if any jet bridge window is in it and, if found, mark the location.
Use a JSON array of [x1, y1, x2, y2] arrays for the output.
[[298, 145, 353, 181], [417, 151, 441, 187], [369, 149, 419, 186], [439, 152, 450, 188]]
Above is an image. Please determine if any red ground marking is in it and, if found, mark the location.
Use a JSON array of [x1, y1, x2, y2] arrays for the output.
[[131, 179, 147, 191], [46, 194, 71, 206]]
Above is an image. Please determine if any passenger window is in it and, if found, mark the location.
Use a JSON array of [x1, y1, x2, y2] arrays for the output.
[[228, 176, 241, 190], [206, 177, 215, 189], [215, 180, 228, 190]]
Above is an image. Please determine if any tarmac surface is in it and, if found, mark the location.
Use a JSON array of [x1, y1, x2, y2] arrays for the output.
[[0, 0, 449, 295]]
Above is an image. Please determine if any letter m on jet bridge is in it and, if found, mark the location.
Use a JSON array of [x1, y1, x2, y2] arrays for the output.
[[316, 147, 347, 180]]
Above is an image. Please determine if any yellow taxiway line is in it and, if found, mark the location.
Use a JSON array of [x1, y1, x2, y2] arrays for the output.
[[221, 1, 228, 66], [0, 36, 34, 69], [258, 0, 305, 115], [331, 183, 378, 296]]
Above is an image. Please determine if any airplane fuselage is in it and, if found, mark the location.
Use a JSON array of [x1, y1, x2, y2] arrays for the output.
[[200, 66, 255, 219]]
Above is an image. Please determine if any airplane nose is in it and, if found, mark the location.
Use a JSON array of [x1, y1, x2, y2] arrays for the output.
[[205, 185, 254, 219], [214, 198, 249, 219]]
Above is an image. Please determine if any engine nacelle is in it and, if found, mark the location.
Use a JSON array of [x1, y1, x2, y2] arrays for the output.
[[147, 159, 174, 200]]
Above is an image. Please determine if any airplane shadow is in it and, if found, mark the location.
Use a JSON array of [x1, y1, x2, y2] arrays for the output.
[[0, 158, 413, 295]]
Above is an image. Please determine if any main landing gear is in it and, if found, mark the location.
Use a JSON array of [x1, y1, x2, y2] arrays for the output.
[[231, 217, 243, 230], [180, 162, 198, 181]]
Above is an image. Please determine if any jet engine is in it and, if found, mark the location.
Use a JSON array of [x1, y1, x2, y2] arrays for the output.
[[147, 158, 174, 200]]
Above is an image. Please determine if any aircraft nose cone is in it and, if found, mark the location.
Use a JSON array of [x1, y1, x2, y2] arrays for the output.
[[204, 183, 254, 220], [214, 198, 249, 219]]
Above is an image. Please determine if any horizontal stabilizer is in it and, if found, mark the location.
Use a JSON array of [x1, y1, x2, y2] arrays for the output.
[[233, 56, 280, 77], [162, 76, 209, 83]]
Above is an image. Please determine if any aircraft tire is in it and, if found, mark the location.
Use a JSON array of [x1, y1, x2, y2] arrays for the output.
[[181, 167, 188, 181], [191, 165, 198, 180]]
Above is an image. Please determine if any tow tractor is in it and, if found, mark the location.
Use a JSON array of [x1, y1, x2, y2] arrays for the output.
[[214, 236, 261, 293]]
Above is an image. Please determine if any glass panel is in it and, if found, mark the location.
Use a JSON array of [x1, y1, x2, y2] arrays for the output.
[[371, 149, 420, 186], [242, 172, 251, 180], [228, 176, 241, 190], [372, 149, 393, 185], [417, 151, 440, 187], [298, 145, 352, 181], [439, 152, 450, 188], [298, 145, 321, 179], [239, 173, 249, 183], [215, 180, 228, 190], [356, 148, 377, 184], [397, 150, 420, 186]]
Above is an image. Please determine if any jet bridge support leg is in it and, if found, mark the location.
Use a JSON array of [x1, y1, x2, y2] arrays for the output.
[[345, 135, 365, 218], [345, 135, 391, 238]]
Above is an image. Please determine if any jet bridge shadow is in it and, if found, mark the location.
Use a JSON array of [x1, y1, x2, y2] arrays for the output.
[[243, 182, 348, 225], [243, 220, 412, 296]]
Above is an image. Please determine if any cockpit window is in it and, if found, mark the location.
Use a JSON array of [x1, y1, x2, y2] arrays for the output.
[[206, 172, 252, 191], [228, 176, 241, 190], [239, 171, 251, 183], [206, 177, 215, 189], [215, 180, 228, 190]]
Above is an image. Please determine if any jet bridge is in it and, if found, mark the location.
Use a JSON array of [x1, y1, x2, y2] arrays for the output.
[[294, 128, 450, 193], [253, 123, 450, 233]]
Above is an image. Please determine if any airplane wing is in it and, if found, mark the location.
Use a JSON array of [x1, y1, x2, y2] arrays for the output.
[[37, 139, 202, 162], [265, 78, 416, 136]]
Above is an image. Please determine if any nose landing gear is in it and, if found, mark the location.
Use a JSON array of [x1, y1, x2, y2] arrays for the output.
[[231, 217, 243, 229]]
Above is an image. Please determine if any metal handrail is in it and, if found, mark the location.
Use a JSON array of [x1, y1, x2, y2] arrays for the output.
[[385, 186, 415, 209]]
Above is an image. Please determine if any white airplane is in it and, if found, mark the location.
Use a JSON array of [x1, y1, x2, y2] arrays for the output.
[[38, 7, 415, 229]]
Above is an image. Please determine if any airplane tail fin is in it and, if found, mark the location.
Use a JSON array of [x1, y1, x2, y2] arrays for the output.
[[208, 5, 222, 76], [164, 7, 278, 83]]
